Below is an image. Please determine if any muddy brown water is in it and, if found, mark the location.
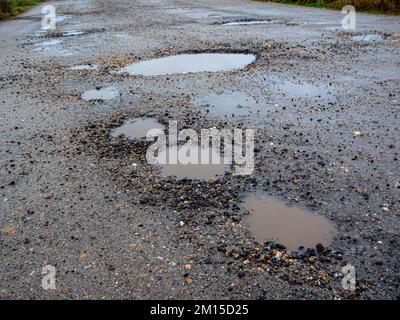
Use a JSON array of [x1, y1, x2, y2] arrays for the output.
[[119, 53, 256, 76], [111, 118, 164, 139], [243, 196, 336, 251], [156, 147, 229, 181]]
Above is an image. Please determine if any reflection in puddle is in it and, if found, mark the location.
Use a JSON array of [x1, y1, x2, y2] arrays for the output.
[[81, 86, 119, 101], [352, 34, 384, 42], [223, 20, 273, 26], [55, 14, 69, 23], [71, 64, 98, 70], [275, 80, 334, 102], [243, 196, 336, 251], [157, 147, 228, 181], [36, 39, 63, 46], [119, 53, 256, 76], [33, 40, 71, 56], [111, 118, 164, 139], [198, 92, 267, 117], [63, 30, 85, 37]]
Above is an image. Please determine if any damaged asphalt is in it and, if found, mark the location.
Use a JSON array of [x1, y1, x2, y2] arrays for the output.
[[0, 0, 399, 299]]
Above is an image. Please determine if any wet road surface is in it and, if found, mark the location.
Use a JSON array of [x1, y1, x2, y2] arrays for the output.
[[0, 0, 399, 299]]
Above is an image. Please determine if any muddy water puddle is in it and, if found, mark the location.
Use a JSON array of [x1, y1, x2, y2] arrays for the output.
[[81, 86, 119, 101], [243, 196, 336, 251], [119, 53, 256, 76], [111, 118, 164, 139], [197, 92, 268, 117], [156, 147, 228, 181]]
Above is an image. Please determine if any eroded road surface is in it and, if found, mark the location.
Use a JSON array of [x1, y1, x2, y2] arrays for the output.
[[1, 0, 399, 299]]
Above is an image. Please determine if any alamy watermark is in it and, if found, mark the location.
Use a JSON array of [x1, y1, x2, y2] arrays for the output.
[[41, 5, 57, 30], [146, 121, 255, 175], [341, 5, 356, 30], [41, 265, 56, 290], [341, 264, 356, 290]]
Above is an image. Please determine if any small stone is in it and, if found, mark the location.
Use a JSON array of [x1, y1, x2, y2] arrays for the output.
[[79, 252, 87, 262], [232, 215, 241, 222], [185, 276, 193, 285], [2, 226, 16, 235], [115, 203, 125, 209], [316, 243, 325, 253]]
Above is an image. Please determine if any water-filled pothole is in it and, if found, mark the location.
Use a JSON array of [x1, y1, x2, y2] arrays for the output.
[[35, 39, 63, 47], [62, 30, 85, 37], [223, 20, 274, 26], [119, 53, 256, 76], [243, 195, 336, 251], [156, 147, 229, 181], [33, 40, 71, 56], [197, 92, 267, 117], [111, 118, 164, 139], [71, 64, 98, 70], [352, 34, 384, 42], [274, 80, 334, 103], [81, 86, 119, 101]]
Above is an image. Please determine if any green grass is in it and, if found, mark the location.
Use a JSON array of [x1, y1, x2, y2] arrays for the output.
[[0, 0, 42, 20], [256, 0, 400, 14]]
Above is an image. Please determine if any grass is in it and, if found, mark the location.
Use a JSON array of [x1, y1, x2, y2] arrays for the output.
[[0, 0, 42, 19], [257, 0, 400, 14]]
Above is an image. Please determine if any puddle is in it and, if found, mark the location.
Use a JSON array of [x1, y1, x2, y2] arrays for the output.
[[62, 30, 85, 37], [243, 196, 336, 251], [81, 86, 119, 101], [197, 92, 267, 117], [36, 39, 63, 46], [111, 118, 164, 139], [352, 34, 384, 42], [119, 53, 256, 76], [70, 64, 98, 70], [223, 20, 274, 26], [274, 80, 334, 102], [157, 147, 228, 181], [32, 42, 71, 56], [55, 14, 69, 23]]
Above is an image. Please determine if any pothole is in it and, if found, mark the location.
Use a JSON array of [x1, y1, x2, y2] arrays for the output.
[[81, 86, 119, 101], [222, 20, 275, 26], [352, 34, 384, 42], [197, 92, 268, 117], [32, 40, 71, 56], [118, 53, 256, 76], [156, 146, 229, 181], [35, 39, 63, 47], [274, 80, 334, 102], [243, 195, 336, 251], [111, 118, 164, 139], [62, 30, 85, 37], [70, 64, 98, 70]]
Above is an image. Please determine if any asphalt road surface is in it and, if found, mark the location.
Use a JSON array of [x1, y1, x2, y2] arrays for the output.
[[0, 0, 399, 299]]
